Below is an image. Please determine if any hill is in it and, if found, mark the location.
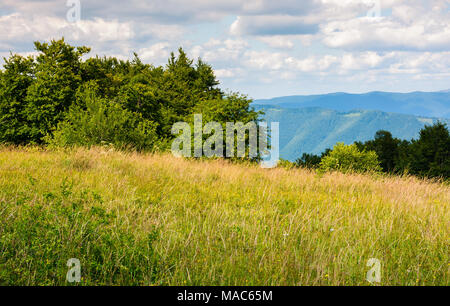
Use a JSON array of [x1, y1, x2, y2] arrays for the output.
[[0, 148, 448, 286], [254, 105, 450, 161], [254, 91, 450, 118]]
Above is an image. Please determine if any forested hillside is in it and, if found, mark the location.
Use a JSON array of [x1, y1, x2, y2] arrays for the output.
[[257, 105, 450, 161]]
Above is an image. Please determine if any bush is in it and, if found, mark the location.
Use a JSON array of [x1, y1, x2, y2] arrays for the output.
[[319, 143, 381, 174], [47, 87, 158, 151]]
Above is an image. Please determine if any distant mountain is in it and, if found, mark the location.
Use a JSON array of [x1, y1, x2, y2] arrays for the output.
[[254, 91, 450, 118], [254, 105, 450, 161]]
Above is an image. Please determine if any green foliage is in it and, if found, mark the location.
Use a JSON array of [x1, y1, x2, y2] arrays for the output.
[[356, 123, 450, 179], [193, 92, 260, 124], [0, 39, 259, 154], [24, 39, 90, 142], [295, 153, 322, 169], [0, 54, 35, 144], [0, 180, 160, 285], [319, 143, 381, 174], [409, 122, 450, 178], [48, 85, 158, 151], [355, 130, 399, 172], [295, 149, 331, 169]]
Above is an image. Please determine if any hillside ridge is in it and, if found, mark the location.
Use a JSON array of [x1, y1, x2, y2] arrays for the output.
[[254, 105, 450, 161], [254, 91, 450, 118]]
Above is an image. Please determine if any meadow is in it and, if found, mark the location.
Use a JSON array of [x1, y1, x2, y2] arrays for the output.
[[0, 147, 448, 286]]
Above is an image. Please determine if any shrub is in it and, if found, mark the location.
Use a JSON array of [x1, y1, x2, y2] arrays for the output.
[[319, 143, 381, 174], [47, 87, 158, 151]]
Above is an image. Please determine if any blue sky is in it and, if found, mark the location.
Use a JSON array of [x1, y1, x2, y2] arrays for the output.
[[1, 0, 450, 99]]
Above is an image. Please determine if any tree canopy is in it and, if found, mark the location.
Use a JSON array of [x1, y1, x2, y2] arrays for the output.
[[0, 38, 260, 152]]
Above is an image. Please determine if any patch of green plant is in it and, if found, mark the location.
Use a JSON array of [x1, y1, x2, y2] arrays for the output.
[[0, 179, 161, 286], [319, 143, 381, 174]]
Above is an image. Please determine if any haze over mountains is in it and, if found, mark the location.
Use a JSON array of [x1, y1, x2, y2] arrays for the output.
[[253, 91, 450, 161], [255, 91, 450, 118]]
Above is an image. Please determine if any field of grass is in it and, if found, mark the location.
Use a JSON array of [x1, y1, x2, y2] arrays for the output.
[[0, 147, 448, 286]]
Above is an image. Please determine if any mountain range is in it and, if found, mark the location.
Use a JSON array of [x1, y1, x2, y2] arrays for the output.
[[255, 91, 450, 118], [253, 91, 450, 161]]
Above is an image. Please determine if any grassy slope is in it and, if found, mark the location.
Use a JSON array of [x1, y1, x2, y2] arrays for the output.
[[0, 147, 448, 286]]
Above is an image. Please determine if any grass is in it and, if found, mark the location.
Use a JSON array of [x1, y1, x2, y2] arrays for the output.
[[0, 146, 448, 286]]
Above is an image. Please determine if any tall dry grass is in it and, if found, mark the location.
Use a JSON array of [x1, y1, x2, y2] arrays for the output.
[[0, 146, 448, 285]]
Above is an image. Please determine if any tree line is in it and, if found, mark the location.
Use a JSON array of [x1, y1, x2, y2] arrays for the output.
[[294, 123, 450, 179], [0, 38, 260, 151]]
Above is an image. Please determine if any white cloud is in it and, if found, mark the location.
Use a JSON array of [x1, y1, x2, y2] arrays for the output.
[[244, 50, 286, 70], [0, 13, 134, 43], [1, 0, 450, 96], [138, 42, 171, 64], [230, 15, 319, 36], [322, 1, 450, 51], [191, 39, 248, 63], [215, 69, 235, 78], [257, 36, 295, 49]]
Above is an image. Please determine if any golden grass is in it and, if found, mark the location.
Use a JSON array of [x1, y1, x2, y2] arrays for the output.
[[0, 146, 448, 285]]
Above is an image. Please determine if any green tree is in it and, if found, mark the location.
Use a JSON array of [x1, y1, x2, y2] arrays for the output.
[[80, 56, 126, 99], [0, 39, 263, 158], [192, 93, 262, 159], [394, 139, 412, 174], [295, 153, 322, 169], [295, 149, 331, 169], [49, 84, 158, 151], [117, 60, 160, 125], [24, 38, 90, 142], [0, 54, 35, 143], [157, 48, 223, 137], [409, 122, 450, 178], [319, 143, 381, 174], [355, 130, 399, 172]]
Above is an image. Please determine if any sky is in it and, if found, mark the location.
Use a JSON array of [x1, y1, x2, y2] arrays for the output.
[[0, 0, 449, 99]]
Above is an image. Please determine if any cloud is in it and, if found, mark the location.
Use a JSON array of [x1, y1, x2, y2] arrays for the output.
[[257, 36, 296, 49], [244, 50, 286, 70], [0, 13, 134, 44], [214, 68, 246, 78], [0, 0, 320, 24], [138, 42, 171, 64], [322, 1, 450, 51], [230, 15, 319, 36], [1, 0, 450, 96], [190, 39, 248, 63]]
